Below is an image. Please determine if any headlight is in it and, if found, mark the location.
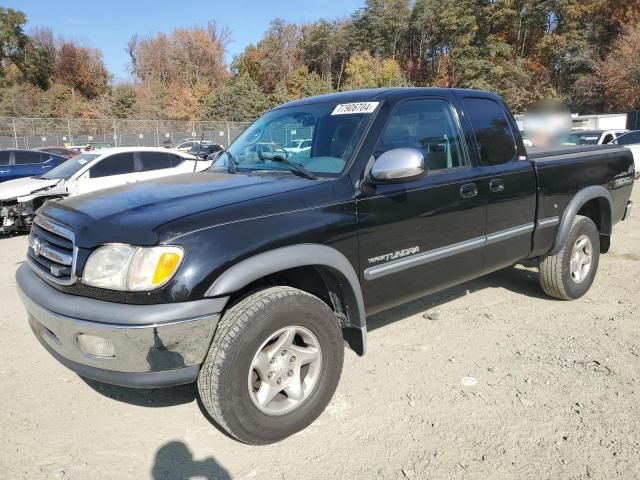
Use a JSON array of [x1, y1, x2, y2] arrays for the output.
[[82, 244, 184, 291]]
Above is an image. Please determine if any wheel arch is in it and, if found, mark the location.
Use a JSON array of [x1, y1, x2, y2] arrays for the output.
[[550, 186, 612, 256], [205, 244, 367, 355]]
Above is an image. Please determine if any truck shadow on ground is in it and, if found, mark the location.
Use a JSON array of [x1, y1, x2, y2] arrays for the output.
[[81, 378, 197, 407], [151, 441, 231, 480]]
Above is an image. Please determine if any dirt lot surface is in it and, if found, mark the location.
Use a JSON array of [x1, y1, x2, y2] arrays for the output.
[[1, 187, 639, 480]]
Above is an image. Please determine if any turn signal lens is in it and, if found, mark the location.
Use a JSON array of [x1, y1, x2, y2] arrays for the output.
[[153, 252, 182, 285]]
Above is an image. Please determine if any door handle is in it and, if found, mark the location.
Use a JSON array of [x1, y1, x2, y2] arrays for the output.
[[0, 170, 9, 174], [460, 183, 478, 199], [490, 178, 505, 193]]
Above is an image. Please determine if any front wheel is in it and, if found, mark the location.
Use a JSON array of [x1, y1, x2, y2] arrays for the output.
[[539, 215, 600, 300], [197, 286, 344, 445]]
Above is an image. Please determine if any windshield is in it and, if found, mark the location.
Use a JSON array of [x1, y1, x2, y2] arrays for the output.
[[214, 101, 377, 176], [40, 153, 98, 180], [563, 132, 601, 145]]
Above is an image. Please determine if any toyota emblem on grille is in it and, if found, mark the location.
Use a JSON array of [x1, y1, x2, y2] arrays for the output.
[[30, 236, 42, 256]]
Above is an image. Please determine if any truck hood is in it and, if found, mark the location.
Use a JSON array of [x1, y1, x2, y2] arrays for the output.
[[0, 176, 61, 201], [38, 170, 328, 248]]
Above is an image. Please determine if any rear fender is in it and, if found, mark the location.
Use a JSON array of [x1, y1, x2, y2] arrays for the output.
[[549, 186, 612, 256]]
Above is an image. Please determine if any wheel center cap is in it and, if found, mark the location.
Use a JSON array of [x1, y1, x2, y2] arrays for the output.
[[268, 350, 298, 384]]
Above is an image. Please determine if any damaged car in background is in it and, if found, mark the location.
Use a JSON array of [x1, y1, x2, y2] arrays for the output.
[[0, 147, 210, 233]]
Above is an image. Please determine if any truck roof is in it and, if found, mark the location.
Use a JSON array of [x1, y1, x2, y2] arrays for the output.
[[275, 87, 501, 109]]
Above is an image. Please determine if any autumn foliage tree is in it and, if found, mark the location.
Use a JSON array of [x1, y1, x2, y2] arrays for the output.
[[2, 1, 640, 120]]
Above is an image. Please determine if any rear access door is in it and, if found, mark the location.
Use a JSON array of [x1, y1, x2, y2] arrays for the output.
[[456, 94, 537, 271]]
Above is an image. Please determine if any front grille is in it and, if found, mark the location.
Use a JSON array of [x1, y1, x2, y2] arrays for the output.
[[27, 216, 76, 285]]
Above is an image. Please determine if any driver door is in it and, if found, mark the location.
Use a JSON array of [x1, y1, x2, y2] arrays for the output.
[[356, 97, 487, 313]]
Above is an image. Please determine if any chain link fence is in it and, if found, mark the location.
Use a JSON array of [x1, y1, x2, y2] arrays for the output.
[[0, 117, 254, 150]]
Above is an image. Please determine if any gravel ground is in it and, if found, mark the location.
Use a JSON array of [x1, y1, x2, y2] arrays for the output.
[[1, 187, 638, 480]]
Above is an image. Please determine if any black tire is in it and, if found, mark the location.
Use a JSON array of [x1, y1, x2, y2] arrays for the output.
[[197, 286, 344, 445], [539, 215, 600, 300]]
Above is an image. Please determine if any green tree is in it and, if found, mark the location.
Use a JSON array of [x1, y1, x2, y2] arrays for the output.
[[201, 74, 270, 121]]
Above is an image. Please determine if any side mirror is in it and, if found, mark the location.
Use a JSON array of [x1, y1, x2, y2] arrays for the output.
[[370, 148, 425, 183]]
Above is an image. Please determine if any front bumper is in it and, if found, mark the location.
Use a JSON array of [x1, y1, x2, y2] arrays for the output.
[[16, 264, 227, 388]]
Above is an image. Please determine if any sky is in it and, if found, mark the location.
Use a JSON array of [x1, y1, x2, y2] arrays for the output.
[[6, 0, 365, 81]]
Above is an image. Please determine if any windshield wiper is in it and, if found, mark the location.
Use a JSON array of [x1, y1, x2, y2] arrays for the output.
[[221, 150, 239, 174], [260, 154, 317, 180]]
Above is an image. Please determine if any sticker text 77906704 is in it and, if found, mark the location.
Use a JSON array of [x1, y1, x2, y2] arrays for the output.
[[331, 102, 380, 115]]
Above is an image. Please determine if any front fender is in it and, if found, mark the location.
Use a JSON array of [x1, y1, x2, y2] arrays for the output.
[[205, 244, 367, 354]]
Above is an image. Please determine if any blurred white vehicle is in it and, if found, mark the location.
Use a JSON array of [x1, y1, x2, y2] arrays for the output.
[[609, 131, 640, 179], [562, 129, 628, 146], [283, 139, 312, 154], [0, 147, 210, 232]]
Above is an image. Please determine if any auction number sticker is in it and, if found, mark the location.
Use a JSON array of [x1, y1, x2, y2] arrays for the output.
[[332, 102, 380, 115]]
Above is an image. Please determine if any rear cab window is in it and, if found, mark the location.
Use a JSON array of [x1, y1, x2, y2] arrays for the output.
[[462, 97, 517, 166]]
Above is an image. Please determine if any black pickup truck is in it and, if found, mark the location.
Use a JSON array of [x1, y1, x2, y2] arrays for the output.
[[16, 88, 634, 444]]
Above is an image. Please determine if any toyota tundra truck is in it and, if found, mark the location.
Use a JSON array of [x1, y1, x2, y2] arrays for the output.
[[16, 88, 634, 444]]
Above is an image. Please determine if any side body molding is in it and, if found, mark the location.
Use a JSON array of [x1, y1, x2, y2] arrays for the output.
[[205, 244, 367, 353], [549, 185, 612, 256]]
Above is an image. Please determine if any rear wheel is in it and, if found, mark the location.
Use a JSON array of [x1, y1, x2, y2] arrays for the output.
[[539, 215, 600, 300], [197, 286, 344, 445]]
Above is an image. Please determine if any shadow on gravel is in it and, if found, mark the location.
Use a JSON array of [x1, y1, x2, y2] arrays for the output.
[[367, 263, 548, 332], [151, 441, 231, 479], [81, 378, 196, 407]]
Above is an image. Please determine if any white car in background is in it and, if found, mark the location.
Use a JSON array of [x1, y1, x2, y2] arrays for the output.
[[609, 130, 640, 179], [563, 129, 628, 146], [283, 139, 312, 154], [0, 147, 211, 232]]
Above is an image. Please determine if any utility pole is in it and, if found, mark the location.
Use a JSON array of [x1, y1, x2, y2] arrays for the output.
[[12, 118, 18, 148]]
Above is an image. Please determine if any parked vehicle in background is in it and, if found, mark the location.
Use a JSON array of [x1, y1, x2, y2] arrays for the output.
[[187, 143, 224, 159], [283, 139, 312, 154], [609, 130, 640, 178], [16, 88, 634, 445], [562, 129, 628, 146], [68, 143, 112, 152], [237, 142, 292, 163], [0, 147, 209, 233], [521, 134, 533, 147], [0, 150, 66, 184], [34, 147, 80, 159]]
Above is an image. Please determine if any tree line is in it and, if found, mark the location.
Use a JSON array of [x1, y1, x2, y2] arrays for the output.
[[1, 1, 639, 122]]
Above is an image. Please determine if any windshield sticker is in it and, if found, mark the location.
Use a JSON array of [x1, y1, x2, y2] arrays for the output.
[[78, 159, 88, 165], [332, 102, 379, 115]]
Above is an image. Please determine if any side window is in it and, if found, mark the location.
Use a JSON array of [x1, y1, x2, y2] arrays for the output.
[[463, 97, 517, 166], [617, 132, 640, 145], [374, 99, 468, 171], [0, 151, 10, 166], [138, 152, 173, 171], [14, 151, 42, 165], [301, 140, 312, 148], [170, 154, 185, 167], [89, 153, 136, 178]]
